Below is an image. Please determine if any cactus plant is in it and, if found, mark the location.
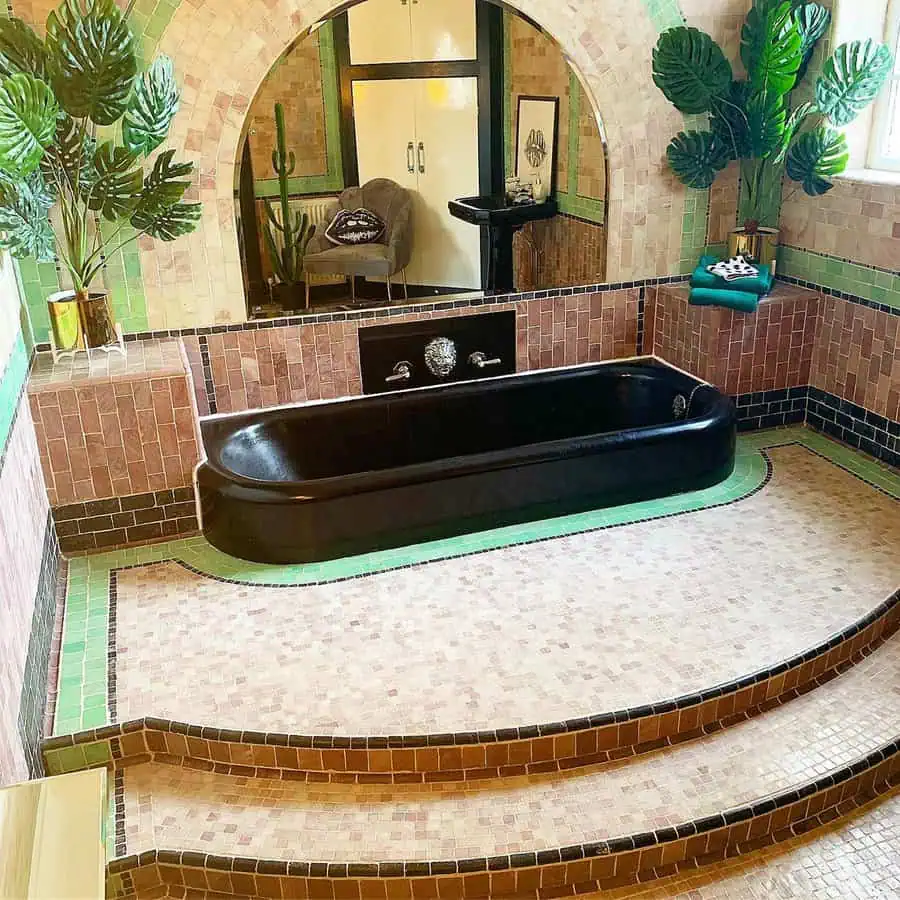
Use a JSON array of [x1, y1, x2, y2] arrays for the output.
[[262, 102, 316, 288]]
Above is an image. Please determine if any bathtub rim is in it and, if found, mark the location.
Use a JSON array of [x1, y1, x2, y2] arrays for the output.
[[196, 356, 733, 496]]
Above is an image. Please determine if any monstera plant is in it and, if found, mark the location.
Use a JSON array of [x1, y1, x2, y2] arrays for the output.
[[652, 1, 893, 248], [0, 0, 200, 348]]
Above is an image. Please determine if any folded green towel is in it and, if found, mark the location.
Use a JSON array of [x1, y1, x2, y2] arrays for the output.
[[689, 287, 759, 313], [691, 254, 772, 295]]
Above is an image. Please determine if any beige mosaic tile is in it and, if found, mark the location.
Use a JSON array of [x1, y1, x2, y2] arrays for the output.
[[120, 634, 900, 862], [587, 788, 900, 899], [111, 445, 900, 736]]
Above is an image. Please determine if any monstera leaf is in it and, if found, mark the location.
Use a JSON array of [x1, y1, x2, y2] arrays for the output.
[[652, 27, 733, 115], [0, 73, 58, 177], [46, 0, 138, 126], [711, 81, 787, 159], [816, 40, 894, 127], [0, 18, 50, 80], [744, 90, 787, 157], [89, 141, 142, 220], [666, 130, 731, 189], [131, 199, 201, 240], [793, 3, 831, 82], [40, 113, 96, 195], [710, 80, 753, 159], [0, 169, 56, 260], [785, 126, 849, 195], [741, 0, 803, 97], [137, 149, 193, 213], [122, 55, 180, 157]]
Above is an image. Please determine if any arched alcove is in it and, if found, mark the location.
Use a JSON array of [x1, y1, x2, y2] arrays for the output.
[[141, 0, 688, 329], [235, 0, 613, 316]]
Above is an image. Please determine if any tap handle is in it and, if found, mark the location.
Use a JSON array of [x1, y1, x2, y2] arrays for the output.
[[385, 361, 412, 384], [469, 351, 502, 370]]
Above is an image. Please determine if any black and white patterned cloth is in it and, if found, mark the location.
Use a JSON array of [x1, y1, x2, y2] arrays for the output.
[[325, 208, 386, 246], [706, 255, 760, 282]]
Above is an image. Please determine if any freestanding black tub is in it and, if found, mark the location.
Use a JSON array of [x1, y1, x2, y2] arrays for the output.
[[196, 358, 736, 564]]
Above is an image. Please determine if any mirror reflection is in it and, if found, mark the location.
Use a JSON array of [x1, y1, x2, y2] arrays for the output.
[[237, 0, 608, 318]]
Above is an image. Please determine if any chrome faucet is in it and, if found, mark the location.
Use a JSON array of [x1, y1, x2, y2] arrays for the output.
[[468, 351, 502, 370], [385, 361, 412, 384]]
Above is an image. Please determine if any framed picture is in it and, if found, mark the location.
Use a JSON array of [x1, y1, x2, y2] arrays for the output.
[[515, 96, 560, 195]]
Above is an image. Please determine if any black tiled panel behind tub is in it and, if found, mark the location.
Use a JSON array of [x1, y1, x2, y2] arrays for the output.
[[358, 311, 517, 394]]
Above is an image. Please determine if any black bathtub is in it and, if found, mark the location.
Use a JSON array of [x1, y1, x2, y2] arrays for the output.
[[196, 359, 736, 564]]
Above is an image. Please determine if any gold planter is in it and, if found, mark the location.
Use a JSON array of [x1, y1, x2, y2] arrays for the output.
[[727, 227, 779, 275], [48, 290, 118, 354]]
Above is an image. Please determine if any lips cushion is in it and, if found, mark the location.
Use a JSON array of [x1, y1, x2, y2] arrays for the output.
[[325, 208, 386, 246]]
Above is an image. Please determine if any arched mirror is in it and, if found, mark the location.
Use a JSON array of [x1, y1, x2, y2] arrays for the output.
[[235, 0, 608, 318]]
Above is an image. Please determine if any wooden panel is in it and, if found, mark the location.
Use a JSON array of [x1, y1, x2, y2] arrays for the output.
[[0, 769, 106, 900]]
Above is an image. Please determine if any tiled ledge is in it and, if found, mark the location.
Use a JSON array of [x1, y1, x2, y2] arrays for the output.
[[27, 339, 201, 508], [105, 746, 900, 898], [41, 587, 900, 781]]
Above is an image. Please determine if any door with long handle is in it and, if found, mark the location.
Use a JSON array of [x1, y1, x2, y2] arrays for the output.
[[403, 77, 481, 290]]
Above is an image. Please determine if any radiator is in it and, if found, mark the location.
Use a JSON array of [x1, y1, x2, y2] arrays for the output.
[[268, 195, 342, 286]]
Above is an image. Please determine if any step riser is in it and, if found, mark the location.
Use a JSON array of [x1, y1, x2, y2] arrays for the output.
[[107, 746, 900, 899], [44, 591, 900, 782]]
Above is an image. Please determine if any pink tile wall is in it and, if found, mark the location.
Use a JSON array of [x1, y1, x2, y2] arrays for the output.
[[812, 297, 900, 422], [204, 292, 640, 414], [646, 283, 819, 396], [0, 395, 50, 784], [29, 373, 200, 507]]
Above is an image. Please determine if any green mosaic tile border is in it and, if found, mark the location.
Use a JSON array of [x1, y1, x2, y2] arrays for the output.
[[51, 426, 900, 737], [779, 245, 900, 312], [252, 21, 345, 200], [0, 330, 29, 456]]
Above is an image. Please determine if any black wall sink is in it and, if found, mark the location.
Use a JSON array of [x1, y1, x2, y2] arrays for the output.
[[448, 196, 558, 228], [448, 196, 558, 292]]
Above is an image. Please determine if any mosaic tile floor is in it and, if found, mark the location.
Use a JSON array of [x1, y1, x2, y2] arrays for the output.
[[118, 633, 900, 861], [87, 438, 899, 738], [589, 788, 900, 899]]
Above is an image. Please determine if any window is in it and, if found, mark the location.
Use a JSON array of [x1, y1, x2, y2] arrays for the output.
[[868, 0, 900, 171]]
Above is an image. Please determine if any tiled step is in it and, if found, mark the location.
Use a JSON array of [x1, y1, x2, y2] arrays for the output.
[[43, 440, 900, 781], [111, 788, 900, 900], [585, 787, 900, 899], [107, 635, 900, 898]]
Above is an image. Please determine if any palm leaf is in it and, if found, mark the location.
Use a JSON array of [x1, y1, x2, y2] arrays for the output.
[[46, 0, 138, 126], [652, 27, 733, 115], [122, 55, 180, 157], [0, 18, 50, 80], [132, 199, 201, 240], [89, 141, 142, 220], [0, 169, 56, 260], [785, 126, 848, 194], [741, 1, 803, 97], [666, 130, 731, 189], [0, 72, 58, 177], [816, 39, 894, 127]]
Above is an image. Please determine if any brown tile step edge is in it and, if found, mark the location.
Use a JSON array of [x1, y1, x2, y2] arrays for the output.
[[105, 747, 900, 899], [42, 589, 900, 782]]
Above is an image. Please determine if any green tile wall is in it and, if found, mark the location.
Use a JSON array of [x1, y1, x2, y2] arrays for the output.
[[780, 245, 900, 312], [252, 21, 345, 199], [0, 331, 29, 452]]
